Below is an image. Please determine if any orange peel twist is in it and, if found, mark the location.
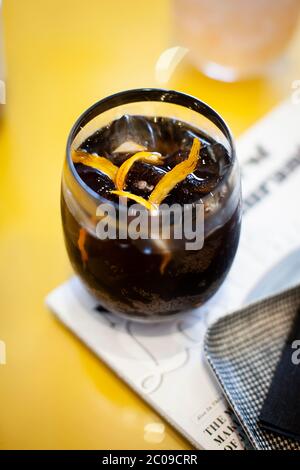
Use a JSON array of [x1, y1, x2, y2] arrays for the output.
[[115, 151, 163, 191], [72, 149, 118, 182], [149, 138, 201, 205], [111, 190, 158, 212]]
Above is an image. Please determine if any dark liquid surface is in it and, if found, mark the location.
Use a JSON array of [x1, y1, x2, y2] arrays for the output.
[[75, 115, 232, 204], [62, 115, 241, 319]]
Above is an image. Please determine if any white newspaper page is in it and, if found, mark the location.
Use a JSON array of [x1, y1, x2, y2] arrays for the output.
[[46, 99, 300, 450]]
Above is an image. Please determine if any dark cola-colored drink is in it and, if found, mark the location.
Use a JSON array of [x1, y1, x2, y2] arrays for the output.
[[62, 113, 241, 320]]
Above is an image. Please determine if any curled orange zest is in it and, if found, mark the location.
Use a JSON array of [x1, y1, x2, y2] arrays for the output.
[[111, 190, 157, 212], [149, 138, 201, 205], [115, 151, 163, 191], [78, 227, 88, 266], [72, 150, 118, 182]]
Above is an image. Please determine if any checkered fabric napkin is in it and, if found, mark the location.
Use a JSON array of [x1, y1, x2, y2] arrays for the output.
[[204, 284, 300, 450]]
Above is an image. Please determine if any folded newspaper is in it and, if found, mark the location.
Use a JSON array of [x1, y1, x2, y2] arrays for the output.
[[46, 98, 300, 450]]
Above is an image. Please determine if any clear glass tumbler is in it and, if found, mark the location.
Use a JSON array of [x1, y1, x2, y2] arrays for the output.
[[61, 89, 241, 321]]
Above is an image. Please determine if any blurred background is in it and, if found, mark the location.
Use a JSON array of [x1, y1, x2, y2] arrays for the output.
[[0, 0, 299, 450]]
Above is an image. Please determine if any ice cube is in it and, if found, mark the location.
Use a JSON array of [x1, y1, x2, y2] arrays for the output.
[[113, 141, 147, 153]]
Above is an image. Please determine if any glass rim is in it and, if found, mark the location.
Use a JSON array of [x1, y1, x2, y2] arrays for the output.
[[66, 87, 237, 206]]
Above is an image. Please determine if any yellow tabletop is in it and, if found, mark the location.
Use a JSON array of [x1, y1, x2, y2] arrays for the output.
[[0, 0, 299, 450]]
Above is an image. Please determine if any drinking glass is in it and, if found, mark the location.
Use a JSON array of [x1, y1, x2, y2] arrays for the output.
[[61, 89, 241, 321], [172, 0, 300, 81]]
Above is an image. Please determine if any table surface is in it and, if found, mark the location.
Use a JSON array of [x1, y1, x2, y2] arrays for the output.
[[0, 0, 299, 450]]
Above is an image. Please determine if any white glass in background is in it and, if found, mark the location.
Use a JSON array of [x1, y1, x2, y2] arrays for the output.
[[172, 0, 300, 81]]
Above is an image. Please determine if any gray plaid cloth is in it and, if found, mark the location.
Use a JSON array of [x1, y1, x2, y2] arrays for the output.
[[204, 284, 300, 450]]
